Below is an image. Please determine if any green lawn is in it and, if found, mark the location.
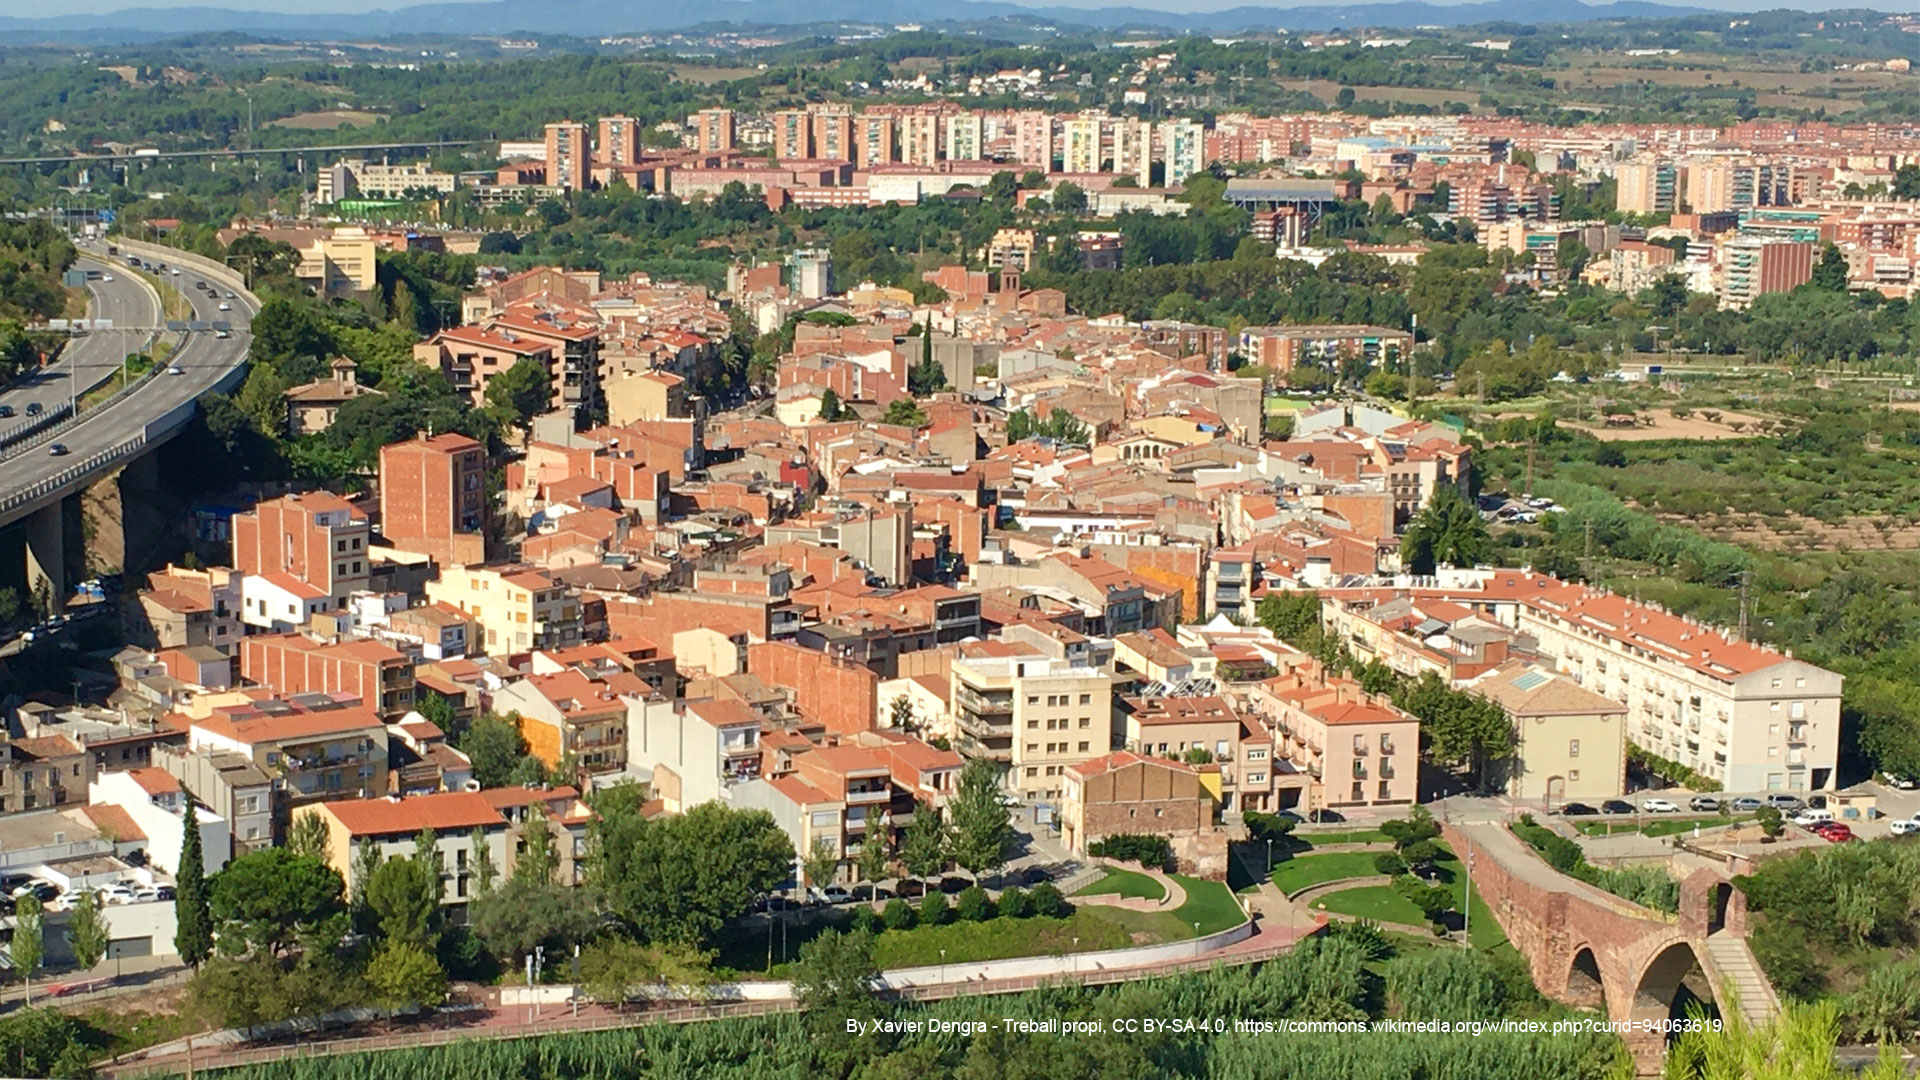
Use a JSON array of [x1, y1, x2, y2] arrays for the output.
[[76, 1008, 202, 1061], [1434, 841, 1510, 953], [1573, 815, 1752, 838], [1270, 852, 1389, 896], [1171, 875, 1249, 935], [1072, 866, 1166, 901], [1312, 884, 1428, 925], [869, 911, 1138, 970]]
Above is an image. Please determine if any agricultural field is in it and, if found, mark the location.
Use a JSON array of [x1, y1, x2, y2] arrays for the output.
[[265, 109, 386, 130]]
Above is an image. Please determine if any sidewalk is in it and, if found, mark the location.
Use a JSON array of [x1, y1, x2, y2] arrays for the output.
[[1, 955, 188, 1008]]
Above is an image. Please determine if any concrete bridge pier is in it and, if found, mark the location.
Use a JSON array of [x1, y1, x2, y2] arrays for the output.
[[24, 497, 65, 615]]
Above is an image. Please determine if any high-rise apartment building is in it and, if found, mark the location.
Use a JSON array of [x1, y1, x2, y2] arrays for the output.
[[544, 121, 589, 191], [597, 116, 640, 168], [1011, 111, 1054, 170], [811, 107, 854, 163], [944, 113, 983, 161], [853, 115, 896, 169], [1159, 120, 1206, 186], [1111, 118, 1153, 187], [1615, 158, 1676, 216], [771, 110, 813, 160], [1062, 116, 1102, 174], [693, 108, 736, 153], [231, 493, 371, 606], [379, 433, 489, 570], [899, 113, 940, 166]]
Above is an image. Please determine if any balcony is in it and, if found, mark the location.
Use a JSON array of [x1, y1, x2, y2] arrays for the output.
[[845, 785, 891, 805], [1351, 761, 1368, 780], [958, 712, 1012, 741], [956, 688, 1013, 716]]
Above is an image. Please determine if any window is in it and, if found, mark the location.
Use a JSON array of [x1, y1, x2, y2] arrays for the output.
[[1079, 718, 1091, 728], [1769, 746, 1779, 757], [1079, 694, 1091, 705], [1569, 739, 1580, 758], [1078, 741, 1090, 752], [1248, 772, 1265, 784], [1025, 767, 1037, 777], [1154, 807, 1164, 817], [1771, 677, 1782, 688], [1769, 724, 1780, 735], [1795, 677, 1806, 688], [1026, 696, 1039, 706], [1351, 782, 1365, 801], [1027, 720, 1038, 729], [1569, 770, 1580, 782]]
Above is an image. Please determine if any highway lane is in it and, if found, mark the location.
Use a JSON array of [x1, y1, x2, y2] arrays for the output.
[[0, 258, 163, 422], [0, 241, 256, 520]]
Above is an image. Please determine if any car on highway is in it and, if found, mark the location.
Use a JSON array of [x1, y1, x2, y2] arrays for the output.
[[225, 291, 236, 299], [1689, 796, 1720, 812], [215, 329, 231, 339], [1891, 819, 1920, 837], [1557, 802, 1598, 816], [47, 443, 68, 456], [101, 273, 114, 282], [1642, 798, 1681, 813], [25, 401, 41, 415], [0, 406, 13, 419], [169, 268, 180, 276], [218, 302, 231, 311], [1730, 796, 1765, 812], [167, 364, 184, 376], [1601, 799, 1635, 815]]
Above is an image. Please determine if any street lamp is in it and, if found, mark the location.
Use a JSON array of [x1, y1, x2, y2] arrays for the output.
[[939, 947, 946, 986], [1265, 837, 1272, 876]]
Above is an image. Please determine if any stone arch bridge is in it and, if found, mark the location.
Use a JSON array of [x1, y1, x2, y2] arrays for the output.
[[1442, 821, 1767, 1073]]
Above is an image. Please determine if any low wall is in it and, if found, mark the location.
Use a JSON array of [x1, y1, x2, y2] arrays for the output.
[[112, 238, 253, 302]]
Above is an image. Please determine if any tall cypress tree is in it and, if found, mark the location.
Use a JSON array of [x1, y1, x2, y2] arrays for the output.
[[174, 799, 213, 969]]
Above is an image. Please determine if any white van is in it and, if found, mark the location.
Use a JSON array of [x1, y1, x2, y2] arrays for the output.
[[1793, 808, 1834, 827]]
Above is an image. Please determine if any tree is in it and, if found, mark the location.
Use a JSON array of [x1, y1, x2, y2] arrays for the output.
[[857, 826, 891, 889], [366, 850, 441, 951], [287, 812, 332, 862], [11, 894, 43, 1003], [174, 799, 213, 970], [1811, 242, 1850, 293], [469, 826, 497, 894], [803, 835, 840, 893], [1244, 811, 1296, 846], [817, 387, 847, 422], [1051, 181, 1088, 215], [985, 171, 1019, 202], [209, 848, 346, 958], [460, 712, 530, 789], [483, 357, 552, 428], [578, 937, 715, 1008], [1255, 590, 1322, 645], [514, 803, 559, 886], [1401, 485, 1491, 576], [900, 798, 949, 887], [880, 398, 927, 428], [465, 877, 600, 964], [1756, 805, 1785, 842], [792, 926, 880, 1069], [1394, 672, 1515, 790], [350, 837, 383, 925], [365, 941, 447, 1012], [947, 758, 1012, 879], [589, 799, 793, 948], [67, 887, 111, 972], [888, 695, 917, 733]]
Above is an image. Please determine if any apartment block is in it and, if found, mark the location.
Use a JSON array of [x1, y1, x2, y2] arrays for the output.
[[811, 107, 854, 162], [1245, 670, 1419, 812], [597, 115, 641, 168], [899, 113, 941, 166], [853, 114, 896, 169], [1062, 116, 1102, 174], [412, 326, 558, 411], [1238, 324, 1412, 374], [1321, 569, 1844, 792], [1470, 662, 1628, 804], [493, 669, 631, 779], [380, 433, 489, 570], [626, 696, 762, 812], [771, 110, 813, 160], [544, 121, 590, 191], [241, 634, 417, 720], [1718, 238, 1813, 309], [425, 565, 583, 655], [1122, 694, 1283, 813], [949, 652, 1112, 802], [694, 108, 736, 153], [944, 113, 983, 161], [231, 492, 371, 606], [1160, 120, 1206, 186], [297, 791, 513, 910], [190, 704, 390, 811], [152, 743, 274, 856], [1615, 158, 1676, 216]]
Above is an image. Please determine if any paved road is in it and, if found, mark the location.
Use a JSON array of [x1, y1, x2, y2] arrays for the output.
[[0, 241, 256, 527], [0, 258, 160, 423]]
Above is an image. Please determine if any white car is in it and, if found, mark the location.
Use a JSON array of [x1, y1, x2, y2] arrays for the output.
[[1891, 820, 1920, 836], [97, 884, 137, 905], [218, 302, 231, 311], [1641, 798, 1680, 813], [101, 273, 114, 282], [167, 364, 184, 376]]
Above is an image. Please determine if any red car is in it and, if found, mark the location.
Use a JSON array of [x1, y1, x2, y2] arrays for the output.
[[1811, 822, 1855, 842]]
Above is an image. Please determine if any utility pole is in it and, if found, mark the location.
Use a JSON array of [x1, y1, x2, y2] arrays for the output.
[[1737, 569, 1753, 641], [1584, 518, 1594, 562], [1524, 442, 1535, 499]]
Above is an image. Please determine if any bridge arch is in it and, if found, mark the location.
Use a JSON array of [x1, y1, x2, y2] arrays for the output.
[[1565, 945, 1609, 1013], [1631, 940, 1718, 1031]]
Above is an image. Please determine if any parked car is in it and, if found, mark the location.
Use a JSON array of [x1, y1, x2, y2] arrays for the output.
[[11, 881, 59, 903], [1730, 797, 1764, 812], [1601, 800, 1635, 815], [1889, 775, 1919, 790], [1812, 823, 1855, 843], [1890, 820, 1920, 837], [819, 886, 854, 905], [1018, 866, 1051, 885], [1794, 808, 1835, 827], [1688, 796, 1720, 812], [96, 884, 136, 905], [1766, 794, 1806, 811], [896, 879, 928, 899], [1558, 802, 1598, 816], [1642, 798, 1681, 813]]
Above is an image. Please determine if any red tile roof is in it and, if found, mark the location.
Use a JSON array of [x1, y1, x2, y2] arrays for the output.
[[318, 791, 506, 837]]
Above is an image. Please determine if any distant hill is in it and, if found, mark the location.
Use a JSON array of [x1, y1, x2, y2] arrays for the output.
[[0, 0, 1710, 43]]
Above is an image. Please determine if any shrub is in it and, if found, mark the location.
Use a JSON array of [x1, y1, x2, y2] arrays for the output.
[[1086, 834, 1174, 871], [848, 906, 882, 935], [1027, 882, 1071, 918], [1373, 853, 1407, 876], [918, 892, 950, 927], [955, 885, 994, 923], [881, 898, 916, 932], [997, 886, 1031, 919]]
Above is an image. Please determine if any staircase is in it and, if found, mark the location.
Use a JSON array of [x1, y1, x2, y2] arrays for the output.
[[1704, 930, 1780, 1027]]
